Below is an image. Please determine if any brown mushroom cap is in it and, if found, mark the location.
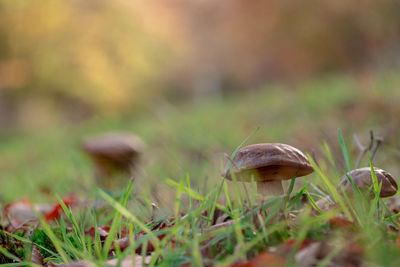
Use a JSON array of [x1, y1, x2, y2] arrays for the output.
[[81, 132, 144, 172], [223, 143, 314, 182], [82, 133, 143, 158], [338, 167, 398, 198]]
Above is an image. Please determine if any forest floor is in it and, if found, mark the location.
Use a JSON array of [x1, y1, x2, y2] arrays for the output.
[[1, 71, 400, 266]]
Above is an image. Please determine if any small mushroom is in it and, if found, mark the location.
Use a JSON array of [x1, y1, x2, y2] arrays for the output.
[[338, 167, 398, 198], [81, 132, 144, 189], [223, 143, 314, 198]]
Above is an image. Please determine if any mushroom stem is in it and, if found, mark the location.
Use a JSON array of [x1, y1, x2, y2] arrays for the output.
[[257, 180, 284, 197]]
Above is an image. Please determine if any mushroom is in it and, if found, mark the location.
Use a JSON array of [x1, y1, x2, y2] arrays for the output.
[[223, 143, 314, 198], [81, 132, 144, 189], [338, 167, 398, 198]]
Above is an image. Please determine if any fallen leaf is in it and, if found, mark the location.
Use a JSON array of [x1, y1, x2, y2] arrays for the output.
[[44, 195, 78, 222], [329, 216, 352, 229], [107, 255, 151, 267], [31, 244, 43, 266], [229, 252, 286, 267], [347, 242, 363, 255], [295, 242, 322, 267], [294, 240, 363, 267], [47, 255, 151, 267], [273, 238, 315, 257], [4, 195, 78, 228], [4, 200, 37, 227], [283, 238, 315, 251]]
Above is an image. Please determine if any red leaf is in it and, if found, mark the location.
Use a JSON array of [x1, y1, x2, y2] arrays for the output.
[[347, 242, 363, 254], [283, 238, 314, 250], [329, 217, 352, 229], [44, 195, 78, 222]]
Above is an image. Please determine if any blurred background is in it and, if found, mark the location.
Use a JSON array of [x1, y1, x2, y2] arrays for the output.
[[1, 0, 400, 204]]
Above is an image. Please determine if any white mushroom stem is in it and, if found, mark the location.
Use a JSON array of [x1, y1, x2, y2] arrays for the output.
[[257, 180, 284, 197]]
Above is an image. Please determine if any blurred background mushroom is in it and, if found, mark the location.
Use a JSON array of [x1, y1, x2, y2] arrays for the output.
[[223, 143, 314, 198], [338, 167, 398, 198], [81, 132, 144, 191]]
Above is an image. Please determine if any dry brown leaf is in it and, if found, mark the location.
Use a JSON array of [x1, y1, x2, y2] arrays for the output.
[[273, 238, 315, 257], [4, 200, 38, 227], [294, 240, 363, 267], [46, 256, 150, 267], [31, 245, 44, 266], [107, 255, 151, 267], [294, 242, 321, 267], [228, 252, 286, 267]]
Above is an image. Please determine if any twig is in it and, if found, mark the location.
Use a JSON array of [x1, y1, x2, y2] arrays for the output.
[[368, 130, 374, 150], [353, 130, 375, 168], [205, 219, 235, 232], [353, 134, 367, 169], [371, 137, 383, 161]]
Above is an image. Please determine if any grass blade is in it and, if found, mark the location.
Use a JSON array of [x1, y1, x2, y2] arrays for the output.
[[37, 217, 69, 263], [101, 179, 134, 258], [320, 141, 337, 171], [338, 129, 351, 171], [305, 189, 322, 214], [307, 154, 354, 223]]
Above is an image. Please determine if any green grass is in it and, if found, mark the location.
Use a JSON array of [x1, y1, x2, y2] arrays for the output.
[[1, 71, 400, 265], [3, 161, 398, 266]]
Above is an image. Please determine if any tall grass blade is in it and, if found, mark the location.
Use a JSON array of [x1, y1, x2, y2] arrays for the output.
[[320, 141, 337, 171], [338, 129, 351, 171], [305, 189, 322, 214]]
